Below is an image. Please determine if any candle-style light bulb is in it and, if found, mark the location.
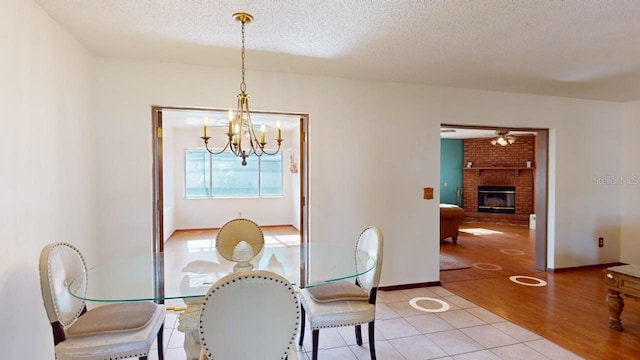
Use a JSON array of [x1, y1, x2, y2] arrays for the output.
[[260, 124, 266, 143], [227, 110, 233, 135], [276, 120, 281, 141], [203, 117, 209, 138]]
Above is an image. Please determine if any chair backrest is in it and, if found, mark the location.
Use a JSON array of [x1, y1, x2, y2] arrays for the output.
[[355, 226, 384, 294], [39, 243, 87, 330], [215, 218, 265, 261], [199, 270, 299, 360]]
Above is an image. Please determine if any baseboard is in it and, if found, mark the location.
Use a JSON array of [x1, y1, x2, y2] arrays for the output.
[[549, 262, 625, 273], [379, 281, 441, 291]]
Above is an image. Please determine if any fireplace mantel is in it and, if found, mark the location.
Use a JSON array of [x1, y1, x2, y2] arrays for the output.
[[464, 167, 534, 176], [462, 136, 535, 226]]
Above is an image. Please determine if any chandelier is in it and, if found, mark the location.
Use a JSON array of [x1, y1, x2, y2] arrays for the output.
[[491, 130, 516, 146], [200, 12, 283, 166]]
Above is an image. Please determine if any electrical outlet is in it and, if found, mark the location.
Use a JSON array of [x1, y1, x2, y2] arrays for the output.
[[423, 187, 433, 200], [598, 237, 604, 247]]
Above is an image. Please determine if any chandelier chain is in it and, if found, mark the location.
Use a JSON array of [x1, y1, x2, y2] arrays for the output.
[[240, 19, 247, 93], [200, 12, 282, 166]]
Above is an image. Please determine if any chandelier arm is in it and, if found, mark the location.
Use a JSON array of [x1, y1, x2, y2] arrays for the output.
[[202, 136, 232, 155], [259, 140, 284, 156], [247, 121, 264, 156], [244, 141, 257, 157]]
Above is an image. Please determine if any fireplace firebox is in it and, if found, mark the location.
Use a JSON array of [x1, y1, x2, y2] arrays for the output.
[[478, 186, 515, 214]]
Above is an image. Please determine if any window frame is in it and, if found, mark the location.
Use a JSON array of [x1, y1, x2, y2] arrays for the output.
[[184, 149, 284, 199]]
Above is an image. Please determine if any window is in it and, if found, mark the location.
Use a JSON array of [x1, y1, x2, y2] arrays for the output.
[[185, 149, 283, 198]]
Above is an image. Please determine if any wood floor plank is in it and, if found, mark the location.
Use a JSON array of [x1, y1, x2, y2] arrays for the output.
[[441, 223, 640, 360]]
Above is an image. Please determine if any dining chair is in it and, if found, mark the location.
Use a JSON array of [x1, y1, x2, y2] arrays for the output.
[[215, 218, 265, 261], [39, 242, 165, 360], [198, 270, 300, 360], [298, 226, 384, 360]]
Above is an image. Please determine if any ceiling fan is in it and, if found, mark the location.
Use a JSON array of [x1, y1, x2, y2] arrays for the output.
[[491, 130, 516, 146]]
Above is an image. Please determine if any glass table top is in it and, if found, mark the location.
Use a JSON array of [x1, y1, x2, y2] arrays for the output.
[[69, 244, 375, 302]]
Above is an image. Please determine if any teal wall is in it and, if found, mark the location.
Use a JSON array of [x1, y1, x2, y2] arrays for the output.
[[440, 139, 464, 205]]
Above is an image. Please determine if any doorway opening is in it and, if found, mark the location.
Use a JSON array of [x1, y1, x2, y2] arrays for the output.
[[151, 106, 309, 284], [439, 124, 549, 277]]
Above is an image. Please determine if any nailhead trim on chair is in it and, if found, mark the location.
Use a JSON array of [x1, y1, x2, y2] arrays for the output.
[[308, 305, 376, 330], [48, 242, 88, 327], [73, 351, 148, 359], [44, 243, 160, 360], [103, 354, 146, 360], [94, 351, 147, 360], [218, 218, 265, 238], [311, 319, 374, 329], [299, 227, 383, 360], [198, 274, 300, 360], [215, 218, 265, 260]]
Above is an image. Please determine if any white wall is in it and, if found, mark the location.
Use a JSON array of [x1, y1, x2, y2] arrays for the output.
[[170, 126, 295, 229], [92, 59, 439, 284], [6, 1, 635, 357], [92, 57, 626, 286], [620, 100, 640, 264], [0, 1, 96, 359], [440, 89, 623, 268]]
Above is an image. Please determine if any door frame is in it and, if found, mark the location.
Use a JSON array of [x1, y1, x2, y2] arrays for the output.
[[441, 124, 549, 270], [151, 105, 310, 282]]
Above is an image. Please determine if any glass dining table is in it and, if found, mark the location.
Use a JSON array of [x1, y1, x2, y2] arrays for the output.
[[68, 243, 374, 360]]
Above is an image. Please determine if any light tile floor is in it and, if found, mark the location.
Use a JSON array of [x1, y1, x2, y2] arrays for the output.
[[149, 286, 583, 360]]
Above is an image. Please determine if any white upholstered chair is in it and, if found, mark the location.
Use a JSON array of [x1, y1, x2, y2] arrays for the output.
[[198, 270, 300, 360], [215, 218, 265, 261], [298, 226, 384, 360], [39, 242, 165, 360]]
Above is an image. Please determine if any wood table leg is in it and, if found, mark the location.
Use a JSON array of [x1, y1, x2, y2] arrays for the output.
[[606, 289, 624, 331]]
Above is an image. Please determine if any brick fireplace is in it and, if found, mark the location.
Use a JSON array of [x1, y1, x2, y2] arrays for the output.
[[463, 135, 535, 226]]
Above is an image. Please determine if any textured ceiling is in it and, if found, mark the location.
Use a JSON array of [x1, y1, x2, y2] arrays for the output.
[[35, 0, 640, 102]]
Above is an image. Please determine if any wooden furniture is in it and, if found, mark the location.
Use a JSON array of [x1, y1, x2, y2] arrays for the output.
[[604, 264, 640, 331], [440, 204, 464, 243]]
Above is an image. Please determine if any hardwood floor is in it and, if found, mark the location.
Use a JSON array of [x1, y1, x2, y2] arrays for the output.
[[440, 223, 640, 360]]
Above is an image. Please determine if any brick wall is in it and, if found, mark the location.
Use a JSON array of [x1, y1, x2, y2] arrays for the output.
[[463, 135, 535, 226]]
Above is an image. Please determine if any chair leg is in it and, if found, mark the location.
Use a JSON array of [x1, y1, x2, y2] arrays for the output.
[[157, 323, 164, 360], [355, 324, 363, 346], [368, 321, 376, 360], [298, 305, 306, 346], [312, 329, 319, 360]]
